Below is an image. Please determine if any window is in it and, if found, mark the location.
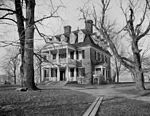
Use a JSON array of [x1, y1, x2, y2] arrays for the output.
[[51, 68, 57, 77], [82, 50, 85, 59], [95, 51, 96, 60], [43, 55, 47, 61], [98, 53, 100, 61], [103, 68, 105, 76], [78, 51, 82, 60], [44, 68, 49, 77], [76, 68, 79, 77], [70, 51, 74, 59], [105, 56, 108, 63], [52, 54, 56, 60], [96, 52, 99, 60], [81, 68, 85, 76], [76, 51, 79, 59], [96, 68, 101, 75], [95, 51, 100, 61], [101, 54, 104, 62], [59, 53, 66, 59], [70, 68, 74, 77], [106, 70, 108, 78]]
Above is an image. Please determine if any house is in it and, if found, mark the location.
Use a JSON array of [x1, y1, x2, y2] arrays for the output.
[[41, 20, 111, 84]]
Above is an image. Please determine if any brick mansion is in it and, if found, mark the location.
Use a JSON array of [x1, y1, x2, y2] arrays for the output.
[[41, 20, 111, 84]]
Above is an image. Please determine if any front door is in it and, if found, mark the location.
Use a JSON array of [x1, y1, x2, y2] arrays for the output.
[[60, 69, 65, 81]]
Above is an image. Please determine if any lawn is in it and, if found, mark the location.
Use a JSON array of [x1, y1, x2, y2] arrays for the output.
[[0, 85, 95, 116], [114, 82, 150, 96], [97, 97, 150, 116]]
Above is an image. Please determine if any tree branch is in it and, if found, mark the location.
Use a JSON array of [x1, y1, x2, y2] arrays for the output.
[[135, 2, 147, 34], [0, 12, 14, 18], [34, 6, 61, 24], [0, 17, 17, 24], [0, 8, 16, 13], [137, 23, 150, 41]]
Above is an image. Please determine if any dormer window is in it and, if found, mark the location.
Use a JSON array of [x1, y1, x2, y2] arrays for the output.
[[60, 35, 67, 42], [70, 33, 76, 44], [78, 30, 85, 43], [52, 37, 58, 42]]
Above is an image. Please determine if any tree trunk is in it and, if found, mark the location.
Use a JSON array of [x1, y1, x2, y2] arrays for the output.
[[116, 70, 119, 83], [115, 58, 120, 83], [15, 0, 25, 87], [24, 0, 37, 90], [132, 70, 145, 90], [112, 70, 116, 83], [13, 66, 16, 84], [132, 42, 145, 90]]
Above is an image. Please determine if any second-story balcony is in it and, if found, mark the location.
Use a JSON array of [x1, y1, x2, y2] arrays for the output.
[[41, 45, 83, 67], [53, 58, 82, 67]]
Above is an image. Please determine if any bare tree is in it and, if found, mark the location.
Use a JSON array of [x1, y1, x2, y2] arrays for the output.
[[111, 37, 125, 83], [0, 0, 61, 90], [1, 47, 20, 84], [80, 0, 150, 90]]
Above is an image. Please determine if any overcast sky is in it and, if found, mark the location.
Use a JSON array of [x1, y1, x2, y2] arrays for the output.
[[0, 0, 149, 74]]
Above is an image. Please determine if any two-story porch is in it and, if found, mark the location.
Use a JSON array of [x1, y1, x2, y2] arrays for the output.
[[41, 44, 83, 82]]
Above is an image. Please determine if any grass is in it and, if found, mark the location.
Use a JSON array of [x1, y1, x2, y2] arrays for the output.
[[97, 97, 150, 116], [0, 85, 95, 116], [114, 83, 150, 96]]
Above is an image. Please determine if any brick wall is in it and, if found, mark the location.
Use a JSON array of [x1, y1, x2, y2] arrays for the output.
[[80, 47, 92, 84], [90, 47, 112, 83]]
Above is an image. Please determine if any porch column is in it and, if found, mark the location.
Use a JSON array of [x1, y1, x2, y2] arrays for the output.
[[57, 67, 60, 81], [66, 66, 69, 81], [49, 68, 51, 81], [74, 68, 77, 81], [103, 68, 106, 81], [66, 47, 69, 63], [74, 51, 76, 60], [49, 51, 51, 60], [41, 68, 44, 82], [56, 49, 59, 64]]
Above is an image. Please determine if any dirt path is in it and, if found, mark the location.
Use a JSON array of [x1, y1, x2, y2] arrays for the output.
[[63, 85, 150, 102]]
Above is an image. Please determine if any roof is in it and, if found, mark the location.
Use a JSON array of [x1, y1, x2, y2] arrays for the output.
[[44, 29, 111, 56]]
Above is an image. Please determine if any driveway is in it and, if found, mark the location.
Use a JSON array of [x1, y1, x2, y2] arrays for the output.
[[63, 84, 150, 102]]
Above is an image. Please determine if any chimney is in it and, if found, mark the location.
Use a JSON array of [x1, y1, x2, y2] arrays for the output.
[[64, 25, 71, 34], [85, 20, 93, 33]]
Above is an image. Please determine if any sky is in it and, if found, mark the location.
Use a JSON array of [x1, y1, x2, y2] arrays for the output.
[[0, 0, 150, 75]]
